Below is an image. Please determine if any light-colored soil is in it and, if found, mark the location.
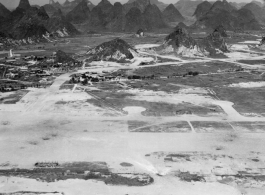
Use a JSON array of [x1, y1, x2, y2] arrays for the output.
[[1, 36, 265, 195]]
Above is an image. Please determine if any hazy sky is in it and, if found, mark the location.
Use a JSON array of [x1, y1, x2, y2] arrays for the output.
[[0, 0, 263, 9]]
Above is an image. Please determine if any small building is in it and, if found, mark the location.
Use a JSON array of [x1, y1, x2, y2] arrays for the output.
[[136, 29, 144, 37], [19, 66, 28, 72], [6, 72, 16, 78]]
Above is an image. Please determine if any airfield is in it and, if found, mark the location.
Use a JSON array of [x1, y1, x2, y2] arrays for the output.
[[1, 32, 265, 195]]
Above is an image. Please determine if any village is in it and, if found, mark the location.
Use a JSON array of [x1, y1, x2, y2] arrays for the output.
[[0, 49, 82, 92]]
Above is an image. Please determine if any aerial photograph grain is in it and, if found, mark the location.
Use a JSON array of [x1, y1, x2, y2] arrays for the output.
[[0, 0, 265, 194]]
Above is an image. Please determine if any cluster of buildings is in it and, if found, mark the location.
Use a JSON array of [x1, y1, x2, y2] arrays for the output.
[[70, 71, 120, 85], [69, 71, 159, 86], [0, 50, 82, 92]]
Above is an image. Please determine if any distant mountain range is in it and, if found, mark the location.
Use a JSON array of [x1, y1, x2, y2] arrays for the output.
[[0, 0, 265, 41], [65, 0, 170, 32], [66, 0, 91, 23], [162, 4, 185, 24], [242, 2, 265, 25], [0, 2, 11, 19], [124, 0, 167, 13], [193, 0, 262, 30], [175, 0, 204, 17], [51, 0, 95, 14], [193, 1, 212, 19], [0, 0, 79, 41]]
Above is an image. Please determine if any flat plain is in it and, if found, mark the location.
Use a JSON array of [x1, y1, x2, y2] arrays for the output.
[[1, 31, 265, 195]]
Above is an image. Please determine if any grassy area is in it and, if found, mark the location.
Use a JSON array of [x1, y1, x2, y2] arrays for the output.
[[127, 80, 180, 93], [213, 87, 265, 116], [163, 71, 263, 88], [59, 82, 75, 90], [0, 161, 153, 186], [132, 62, 243, 78], [86, 89, 223, 117], [0, 90, 29, 104], [128, 121, 191, 133], [191, 121, 234, 133], [238, 60, 265, 65], [231, 122, 265, 132]]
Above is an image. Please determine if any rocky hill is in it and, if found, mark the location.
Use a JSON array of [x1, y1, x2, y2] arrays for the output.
[[63, 0, 95, 13], [251, 0, 264, 7], [199, 28, 229, 56], [83, 0, 168, 32], [64, 0, 71, 7], [123, 0, 168, 31], [157, 26, 229, 57], [124, 0, 167, 13], [210, 0, 236, 12], [86, 38, 136, 62], [89, 0, 114, 29], [194, 0, 261, 30], [242, 2, 265, 25], [43, 4, 58, 16], [175, 0, 204, 17], [214, 25, 228, 37], [176, 22, 189, 30], [105, 2, 126, 31], [66, 0, 91, 24], [0, 0, 79, 41], [162, 4, 184, 24], [0, 4, 49, 40], [46, 9, 79, 36], [50, 1, 63, 10], [17, 0, 31, 10], [143, 4, 167, 30], [46, 0, 94, 15], [193, 1, 212, 19], [229, 2, 246, 9], [158, 26, 201, 56], [0, 3, 11, 18], [124, 7, 146, 32], [124, 0, 151, 13]]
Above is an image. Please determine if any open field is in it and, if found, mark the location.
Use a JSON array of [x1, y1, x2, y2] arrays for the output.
[[213, 87, 265, 116], [1, 32, 265, 195], [191, 121, 234, 133], [128, 121, 192, 133], [0, 90, 29, 104]]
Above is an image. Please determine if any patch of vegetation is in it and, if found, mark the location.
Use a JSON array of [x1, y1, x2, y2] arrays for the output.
[[42, 136, 50, 141], [0, 90, 29, 104], [214, 145, 225, 151], [231, 122, 265, 132], [174, 71, 262, 88], [128, 121, 191, 133], [55, 101, 68, 105], [28, 141, 39, 145], [177, 172, 205, 182], [86, 90, 222, 117], [238, 60, 265, 65], [191, 121, 233, 133], [120, 162, 133, 167], [1, 121, 10, 125], [59, 84, 74, 90], [133, 62, 242, 77], [214, 87, 265, 116], [0, 162, 153, 186], [50, 133, 58, 138], [104, 173, 154, 186]]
